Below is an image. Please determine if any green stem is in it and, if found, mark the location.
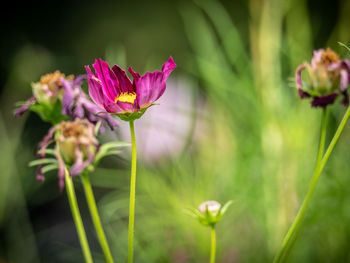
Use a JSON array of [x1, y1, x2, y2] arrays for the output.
[[277, 108, 328, 262], [274, 106, 350, 263], [210, 226, 216, 263], [65, 168, 93, 263], [81, 172, 114, 263], [128, 120, 137, 263]]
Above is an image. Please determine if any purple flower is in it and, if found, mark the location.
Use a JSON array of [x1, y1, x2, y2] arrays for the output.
[[14, 71, 118, 130], [296, 48, 350, 108], [85, 57, 176, 121], [37, 119, 98, 191], [14, 96, 37, 116], [60, 75, 118, 131]]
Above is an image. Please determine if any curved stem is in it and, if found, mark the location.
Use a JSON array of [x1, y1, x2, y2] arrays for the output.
[[210, 226, 216, 263], [274, 106, 350, 263], [81, 172, 114, 263], [128, 120, 137, 263], [65, 168, 93, 263]]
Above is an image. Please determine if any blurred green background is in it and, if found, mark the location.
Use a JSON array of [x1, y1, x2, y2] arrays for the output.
[[1, 0, 350, 262]]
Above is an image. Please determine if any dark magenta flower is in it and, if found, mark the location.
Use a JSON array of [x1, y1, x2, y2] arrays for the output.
[[85, 57, 176, 121], [296, 48, 350, 108]]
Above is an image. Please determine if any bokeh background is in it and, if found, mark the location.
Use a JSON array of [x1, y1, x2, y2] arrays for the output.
[[1, 0, 350, 262]]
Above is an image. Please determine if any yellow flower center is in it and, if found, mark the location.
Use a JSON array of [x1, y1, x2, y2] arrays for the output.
[[115, 92, 136, 104]]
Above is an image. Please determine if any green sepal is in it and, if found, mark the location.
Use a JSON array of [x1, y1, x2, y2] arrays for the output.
[[29, 158, 58, 167], [41, 163, 59, 174], [114, 104, 159, 122], [29, 100, 68, 125], [186, 200, 234, 228], [94, 141, 130, 165], [115, 108, 148, 122]]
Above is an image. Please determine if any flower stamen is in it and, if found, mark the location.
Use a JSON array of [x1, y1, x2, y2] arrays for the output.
[[321, 48, 340, 65], [115, 92, 136, 104]]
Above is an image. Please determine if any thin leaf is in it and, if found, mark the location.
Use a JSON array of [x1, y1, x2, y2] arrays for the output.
[[219, 200, 234, 217], [339, 42, 350, 52], [29, 158, 57, 167], [94, 121, 102, 136], [41, 164, 59, 174], [37, 148, 56, 156]]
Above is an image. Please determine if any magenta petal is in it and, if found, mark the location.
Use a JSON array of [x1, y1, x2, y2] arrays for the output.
[[112, 65, 134, 93], [92, 59, 119, 102], [128, 67, 141, 80], [104, 103, 125, 114], [135, 57, 176, 108], [162, 56, 177, 79], [135, 71, 163, 107], [104, 101, 137, 114], [85, 65, 106, 108]]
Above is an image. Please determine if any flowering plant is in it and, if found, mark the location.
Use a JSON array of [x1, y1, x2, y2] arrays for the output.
[[296, 48, 350, 107], [29, 118, 128, 190], [85, 57, 176, 121], [14, 71, 118, 130]]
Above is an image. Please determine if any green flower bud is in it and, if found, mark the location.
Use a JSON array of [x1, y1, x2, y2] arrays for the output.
[[186, 200, 233, 227]]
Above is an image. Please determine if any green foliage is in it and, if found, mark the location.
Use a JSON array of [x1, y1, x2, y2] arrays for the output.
[[30, 100, 68, 125]]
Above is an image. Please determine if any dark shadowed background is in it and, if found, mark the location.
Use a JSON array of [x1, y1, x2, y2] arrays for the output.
[[1, 0, 350, 262]]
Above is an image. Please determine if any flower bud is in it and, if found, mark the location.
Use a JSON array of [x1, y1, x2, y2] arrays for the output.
[[198, 200, 221, 216], [186, 200, 233, 227]]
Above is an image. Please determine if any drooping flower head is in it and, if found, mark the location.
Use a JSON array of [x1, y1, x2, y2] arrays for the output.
[[85, 57, 176, 121], [296, 48, 350, 107], [14, 71, 118, 130], [31, 119, 128, 191], [36, 119, 98, 190]]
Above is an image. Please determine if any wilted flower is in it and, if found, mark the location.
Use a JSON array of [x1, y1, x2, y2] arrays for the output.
[[14, 71, 118, 130], [36, 119, 98, 190], [186, 200, 233, 227], [85, 57, 176, 121], [296, 48, 350, 107], [30, 119, 129, 191], [60, 75, 118, 131], [33, 71, 73, 104]]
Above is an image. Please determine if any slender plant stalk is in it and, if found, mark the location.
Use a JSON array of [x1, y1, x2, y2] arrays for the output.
[[210, 226, 216, 263], [65, 168, 93, 263], [128, 120, 137, 263], [81, 172, 114, 263], [274, 106, 350, 263]]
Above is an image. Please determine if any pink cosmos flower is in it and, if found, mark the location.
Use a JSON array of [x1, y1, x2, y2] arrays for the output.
[[85, 57, 176, 121], [296, 48, 350, 108]]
